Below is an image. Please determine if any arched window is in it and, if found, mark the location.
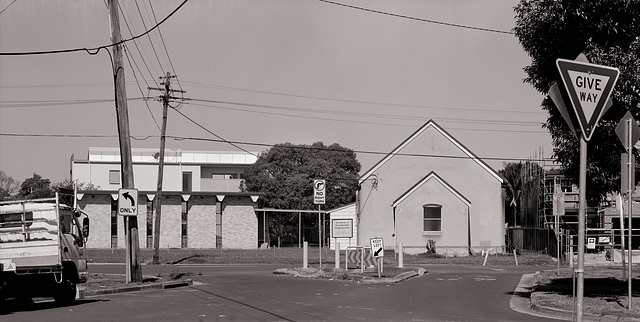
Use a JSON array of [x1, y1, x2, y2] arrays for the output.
[[423, 204, 442, 232]]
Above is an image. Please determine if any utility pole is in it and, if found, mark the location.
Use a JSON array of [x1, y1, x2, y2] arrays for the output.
[[108, 0, 142, 283], [148, 72, 186, 264]]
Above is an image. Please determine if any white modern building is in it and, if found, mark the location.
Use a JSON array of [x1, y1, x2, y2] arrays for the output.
[[71, 147, 258, 192]]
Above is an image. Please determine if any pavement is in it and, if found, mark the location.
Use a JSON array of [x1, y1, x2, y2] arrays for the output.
[[78, 264, 638, 321]]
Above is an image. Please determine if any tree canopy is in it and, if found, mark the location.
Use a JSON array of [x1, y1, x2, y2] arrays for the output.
[[0, 170, 20, 201], [19, 173, 54, 199], [241, 142, 361, 210], [514, 0, 640, 205]]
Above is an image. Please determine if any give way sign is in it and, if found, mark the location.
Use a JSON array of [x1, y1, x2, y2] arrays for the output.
[[556, 58, 619, 141]]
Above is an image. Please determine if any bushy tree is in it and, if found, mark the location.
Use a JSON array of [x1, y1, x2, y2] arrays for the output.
[[0, 170, 20, 201], [241, 142, 361, 246], [19, 173, 54, 199], [514, 0, 640, 205], [241, 142, 360, 210]]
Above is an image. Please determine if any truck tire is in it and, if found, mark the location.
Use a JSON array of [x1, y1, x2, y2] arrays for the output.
[[53, 276, 77, 305]]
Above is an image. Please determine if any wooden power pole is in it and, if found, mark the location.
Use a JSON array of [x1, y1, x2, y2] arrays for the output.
[[148, 72, 185, 264], [108, 0, 142, 283]]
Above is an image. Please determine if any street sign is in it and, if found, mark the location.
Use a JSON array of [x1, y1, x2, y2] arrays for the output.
[[313, 179, 325, 205], [117, 188, 138, 216], [615, 111, 640, 148], [370, 237, 384, 258], [556, 58, 620, 141], [331, 219, 353, 238]]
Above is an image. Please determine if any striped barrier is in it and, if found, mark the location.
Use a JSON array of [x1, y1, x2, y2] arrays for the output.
[[345, 247, 376, 271]]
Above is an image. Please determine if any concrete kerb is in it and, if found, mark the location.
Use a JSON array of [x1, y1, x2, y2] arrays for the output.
[[272, 267, 427, 284], [515, 272, 640, 322], [78, 277, 193, 299]]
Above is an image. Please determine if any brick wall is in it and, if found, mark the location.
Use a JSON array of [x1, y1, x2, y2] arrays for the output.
[[187, 195, 217, 248], [223, 205, 258, 249]]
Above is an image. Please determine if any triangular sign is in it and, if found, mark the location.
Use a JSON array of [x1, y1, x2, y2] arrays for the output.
[[556, 58, 620, 141]]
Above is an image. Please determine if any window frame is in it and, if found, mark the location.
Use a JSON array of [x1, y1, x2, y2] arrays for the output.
[[422, 204, 442, 232]]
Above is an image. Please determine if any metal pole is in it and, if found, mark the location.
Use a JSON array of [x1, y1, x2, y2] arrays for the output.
[[576, 135, 587, 322], [318, 205, 322, 269], [628, 118, 634, 309]]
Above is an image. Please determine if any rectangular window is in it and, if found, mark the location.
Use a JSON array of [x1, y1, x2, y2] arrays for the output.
[[181, 201, 188, 248], [111, 199, 118, 248], [109, 170, 120, 185], [423, 204, 442, 232], [212, 173, 235, 180], [182, 172, 192, 192], [146, 200, 154, 248]]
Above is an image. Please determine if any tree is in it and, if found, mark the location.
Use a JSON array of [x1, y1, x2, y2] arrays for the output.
[[52, 178, 100, 206], [501, 161, 544, 227], [241, 142, 361, 210], [0, 170, 20, 201], [241, 142, 361, 246], [19, 173, 54, 199], [514, 0, 640, 205]]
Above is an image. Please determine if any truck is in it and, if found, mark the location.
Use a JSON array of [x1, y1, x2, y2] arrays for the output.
[[0, 194, 89, 305]]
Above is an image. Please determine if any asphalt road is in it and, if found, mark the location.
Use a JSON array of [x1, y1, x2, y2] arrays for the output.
[[0, 263, 557, 321]]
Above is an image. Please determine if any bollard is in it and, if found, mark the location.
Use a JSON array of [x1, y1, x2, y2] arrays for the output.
[[398, 242, 403, 268], [335, 241, 340, 269], [303, 241, 308, 269], [483, 249, 490, 266], [513, 249, 518, 266]]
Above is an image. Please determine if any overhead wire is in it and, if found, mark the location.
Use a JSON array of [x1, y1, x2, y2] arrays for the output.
[[0, 132, 554, 163], [133, 0, 165, 75], [317, 0, 514, 35], [148, 0, 183, 92], [0, 0, 189, 56], [0, 0, 18, 16]]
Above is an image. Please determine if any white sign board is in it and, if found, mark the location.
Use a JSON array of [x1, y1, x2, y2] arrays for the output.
[[313, 179, 325, 205], [587, 237, 596, 250], [370, 237, 384, 258], [117, 188, 138, 216], [332, 219, 353, 238]]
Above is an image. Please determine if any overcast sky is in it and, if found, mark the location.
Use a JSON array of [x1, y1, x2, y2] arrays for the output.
[[0, 0, 550, 184]]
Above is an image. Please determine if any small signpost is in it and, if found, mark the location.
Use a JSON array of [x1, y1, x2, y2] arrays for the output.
[[370, 237, 384, 277], [314, 180, 325, 268]]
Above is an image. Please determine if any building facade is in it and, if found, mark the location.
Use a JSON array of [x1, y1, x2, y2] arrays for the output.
[[72, 148, 262, 249], [357, 120, 505, 256]]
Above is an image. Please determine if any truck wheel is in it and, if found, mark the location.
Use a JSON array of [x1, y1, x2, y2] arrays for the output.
[[53, 278, 76, 305]]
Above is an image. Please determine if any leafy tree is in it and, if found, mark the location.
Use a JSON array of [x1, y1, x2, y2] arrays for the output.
[[241, 142, 361, 246], [18, 173, 54, 199], [501, 161, 544, 227], [514, 0, 640, 205], [52, 179, 100, 206], [0, 170, 20, 201]]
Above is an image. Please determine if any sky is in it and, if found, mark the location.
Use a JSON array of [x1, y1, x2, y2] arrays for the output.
[[0, 0, 551, 185]]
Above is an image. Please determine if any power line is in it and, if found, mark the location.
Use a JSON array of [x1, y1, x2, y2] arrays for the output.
[[0, 0, 188, 56], [181, 80, 545, 115], [148, 0, 182, 92], [0, 132, 553, 163], [317, 0, 514, 35], [0, 0, 18, 15]]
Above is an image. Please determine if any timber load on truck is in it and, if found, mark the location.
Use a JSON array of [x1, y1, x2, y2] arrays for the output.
[[0, 194, 89, 305]]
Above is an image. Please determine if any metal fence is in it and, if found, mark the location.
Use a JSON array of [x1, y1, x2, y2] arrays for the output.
[[506, 226, 559, 257]]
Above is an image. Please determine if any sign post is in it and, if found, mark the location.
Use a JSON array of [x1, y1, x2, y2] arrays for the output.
[[555, 55, 619, 321], [314, 180, 325, 269], [370, 237, 384, 277], [616, 111, 640, 309]]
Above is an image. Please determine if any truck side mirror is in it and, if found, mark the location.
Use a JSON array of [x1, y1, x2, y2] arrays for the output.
[[82, 217, 90, 238]]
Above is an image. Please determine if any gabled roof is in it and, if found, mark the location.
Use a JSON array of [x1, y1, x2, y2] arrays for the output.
[[359, 120, 503, 184], [392, 171, 471, 208]]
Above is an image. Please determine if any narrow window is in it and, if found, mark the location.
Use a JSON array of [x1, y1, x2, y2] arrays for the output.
[[110, 199, 118, 248], [423, 204, 442, 232], [109, 170, 120, 185], [181, 200, 188, 248], [182, 172, 192, 192], [146, 200, 154, 248]]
